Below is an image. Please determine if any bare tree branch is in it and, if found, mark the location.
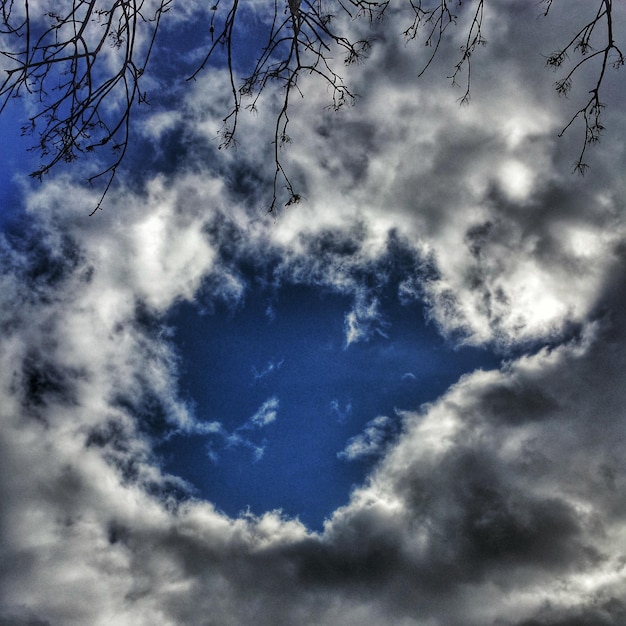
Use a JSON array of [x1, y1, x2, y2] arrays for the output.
[[544, 0, 624, 174], [0, 0, 172, 213], [407, 0, 485, 107], [0, 1, 622, 212], [188, 0, 377, 211]]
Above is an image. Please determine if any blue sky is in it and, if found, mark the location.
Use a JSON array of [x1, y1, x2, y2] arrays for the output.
[[0, 99, 33, 226], [2, 2, 626, 625], [161, 279, 498, 528]]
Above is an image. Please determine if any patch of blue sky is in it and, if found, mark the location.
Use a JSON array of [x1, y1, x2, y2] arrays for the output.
[[160, 280, 501, 530], [156, 3, 278, 81], [0, 98, 38, 228]]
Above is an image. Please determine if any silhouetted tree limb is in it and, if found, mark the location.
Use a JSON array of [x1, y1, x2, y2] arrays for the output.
[[1, 0, 172, 213], [406, 0, 484, 105], [544, 0, 624, 174], [0, 0, 622, 212], [188, 0, 376, 210]]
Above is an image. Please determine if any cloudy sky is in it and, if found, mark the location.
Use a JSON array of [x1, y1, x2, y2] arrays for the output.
[[2, 1, 626, 624]]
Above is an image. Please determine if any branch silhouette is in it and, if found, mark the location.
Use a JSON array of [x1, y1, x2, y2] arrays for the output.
[[0, 0, 621, 211]]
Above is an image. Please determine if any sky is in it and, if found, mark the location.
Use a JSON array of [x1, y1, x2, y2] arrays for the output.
[[1, 1, 626, 625]]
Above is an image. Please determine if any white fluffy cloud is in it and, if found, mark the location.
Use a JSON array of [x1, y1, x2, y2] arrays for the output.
[[262, 0, 626, 346]]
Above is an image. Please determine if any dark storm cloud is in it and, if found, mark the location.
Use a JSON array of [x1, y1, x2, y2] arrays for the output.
[[0, 610, 52, 626], [309, 323, 625, 624], [509, 596, 626, 626]]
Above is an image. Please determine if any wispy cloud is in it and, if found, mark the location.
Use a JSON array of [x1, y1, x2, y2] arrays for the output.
[[223, 432, 268, 462], [329, 399, 352, 423], [338, 415, 398, 461], [247, 396, 280, 428], [201, 397, 280, 463], [344, 295, 389, 347], [165, 418, 257, 464], [252, 359, 284, 382]]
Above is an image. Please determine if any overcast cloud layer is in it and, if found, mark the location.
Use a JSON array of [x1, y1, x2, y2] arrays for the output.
[[2, 1, 626, 624]]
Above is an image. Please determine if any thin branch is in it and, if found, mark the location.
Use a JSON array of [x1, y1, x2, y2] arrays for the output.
[[0, 0, 172, 208], [545, 0, 623, 173], [1, 0, 622, 213]]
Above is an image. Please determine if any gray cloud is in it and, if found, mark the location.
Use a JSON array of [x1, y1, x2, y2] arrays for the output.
[[4, 197, 626, 624], [2, 0, 626, 624]]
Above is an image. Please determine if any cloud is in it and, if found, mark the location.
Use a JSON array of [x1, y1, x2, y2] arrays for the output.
[[319, 307, 626, 623], [338, 415, 398, 461], [5, 282, 626, 624], [252, 359, 284, 382], [329, 399, 352, 423], [263, 0, 626, 347], [223, 432, 267, 462], [344, 300, 379, 346], [248, 396, 280, 427], [2, 0, 626, 624], [199, 397, 281, 462]]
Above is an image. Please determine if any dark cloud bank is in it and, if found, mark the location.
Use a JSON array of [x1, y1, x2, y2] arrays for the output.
[[2, 1, 626, 624]]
